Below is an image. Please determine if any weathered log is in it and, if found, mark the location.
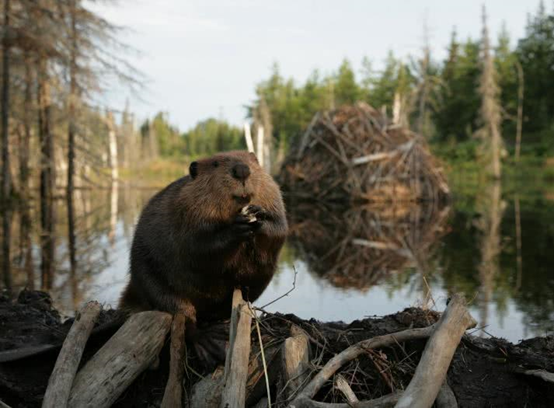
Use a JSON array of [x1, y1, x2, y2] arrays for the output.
[[0, 399, 13, 408], [161, 312, 187, 408], [291, 294, 475, 408], [291, 392, 402, 408], [67, 311, 172, 408], [279, 325, 311, 404], [395, 294, 476, 408], [291, 326, 434, 406], [220, 289, 253, 408], [190, 368, 224, 408], [252, 397, 268, 408], [245, 339, 281, 406], [0, 344, 59, 363], [42, 301, 102, 408], [191, 307, 281, 408], [435, 382, 458, 408], [335, 374, 359, 404], [520, 368, 554, 384]]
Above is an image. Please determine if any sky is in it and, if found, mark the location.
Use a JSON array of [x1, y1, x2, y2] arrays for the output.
[[94, 0, 543, 131]]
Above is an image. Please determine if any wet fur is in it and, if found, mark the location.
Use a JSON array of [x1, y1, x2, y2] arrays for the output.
[[119, 151, 288, 326]]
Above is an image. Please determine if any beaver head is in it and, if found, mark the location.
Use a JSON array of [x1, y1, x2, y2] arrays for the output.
[[181, 151, 283, 224]]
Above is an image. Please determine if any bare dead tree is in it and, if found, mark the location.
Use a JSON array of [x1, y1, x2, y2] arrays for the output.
[[1, 0, 13, 294], [66, 0, 79, 301], [477, 6, 503, 179]]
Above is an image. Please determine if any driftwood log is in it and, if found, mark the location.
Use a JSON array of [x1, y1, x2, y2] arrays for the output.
[[190, 289, 255, 408], [290, 294, 476, 408], [67, 311, 172, 408], [395, 294, 476, 407], [221, 289, 253, 408], [161, 311, 187, 408], [42, 301, 102, 408], [278, 325, 311, 404], [335, 374, 359, 404], [0, 400, 13, 408], [35, 291, 475, 408], [435, 382, 458, 408]]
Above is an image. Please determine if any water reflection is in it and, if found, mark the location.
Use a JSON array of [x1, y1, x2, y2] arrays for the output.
[[287, 201, 450, 291], [475, 181, 504, 334], [1, 181, 553, 341]]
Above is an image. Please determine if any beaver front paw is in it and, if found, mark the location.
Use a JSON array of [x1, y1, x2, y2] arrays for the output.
[[231, 210, 262, 240], [241, 205, 269, 221]]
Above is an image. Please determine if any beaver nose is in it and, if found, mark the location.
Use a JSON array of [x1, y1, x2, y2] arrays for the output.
[[232, 163, 250, 181]]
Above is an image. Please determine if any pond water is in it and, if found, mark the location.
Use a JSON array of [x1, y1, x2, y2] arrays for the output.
[[2, 177, 553, 342]]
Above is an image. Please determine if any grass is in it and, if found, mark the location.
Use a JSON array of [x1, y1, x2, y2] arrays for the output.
[[119, 158, 188, 187]]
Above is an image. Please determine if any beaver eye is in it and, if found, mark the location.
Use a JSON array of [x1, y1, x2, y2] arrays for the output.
[[213, 161, 219, 168]]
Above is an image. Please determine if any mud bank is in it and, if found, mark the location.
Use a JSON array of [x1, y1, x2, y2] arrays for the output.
[[0, 291, 553, 407]]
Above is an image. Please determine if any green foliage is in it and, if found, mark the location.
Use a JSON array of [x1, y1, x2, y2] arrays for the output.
[[516, 1, 554, 136], [334, 59, 361, 106], [182, 118, 244, 159], [140, 3, 554, 171], [151, 112, 183, 157], [433, 32, 481, 143]]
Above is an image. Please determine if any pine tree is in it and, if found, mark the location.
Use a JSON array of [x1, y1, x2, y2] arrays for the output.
[[434, 30, 481, 143], [334, 59, 360, 106], [516, 0, 554, 147]]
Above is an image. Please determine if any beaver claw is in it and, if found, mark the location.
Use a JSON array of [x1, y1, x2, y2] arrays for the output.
[[240, 205, 268, 222]]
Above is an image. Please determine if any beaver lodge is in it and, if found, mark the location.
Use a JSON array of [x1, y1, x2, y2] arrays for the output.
[[1, 290, 554, 408], [279, 102, 450, 203]]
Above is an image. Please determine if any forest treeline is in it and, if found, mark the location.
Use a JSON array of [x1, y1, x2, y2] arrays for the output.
[[3, 2, 553, 201], [246, 3, 553, 165], [139, 2, 553, 172]]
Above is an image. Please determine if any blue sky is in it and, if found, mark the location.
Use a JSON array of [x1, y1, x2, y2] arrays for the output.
[[95, 0, 542, 130]]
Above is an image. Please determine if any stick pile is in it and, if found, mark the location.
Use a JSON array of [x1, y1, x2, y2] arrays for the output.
[[280, 103, 450, 203], [38, 292, 478, 408]]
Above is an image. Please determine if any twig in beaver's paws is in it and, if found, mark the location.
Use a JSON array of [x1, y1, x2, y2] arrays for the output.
[[240, 205, 259, 223]]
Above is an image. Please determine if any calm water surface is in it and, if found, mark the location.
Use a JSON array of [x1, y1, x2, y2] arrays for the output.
[[4, 178, 553, 342]]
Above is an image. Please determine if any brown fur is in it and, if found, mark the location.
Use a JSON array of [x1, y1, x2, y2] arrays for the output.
[[119, 151, 287, 327]]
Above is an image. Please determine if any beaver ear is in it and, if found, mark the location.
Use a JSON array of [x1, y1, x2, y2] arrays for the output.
[[189, 161, 198, 179], [249, 152, 259, 164]]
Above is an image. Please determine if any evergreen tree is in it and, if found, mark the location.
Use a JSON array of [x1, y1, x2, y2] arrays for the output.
[[370, 51, 400, 114], [516, 1, 554, 150], [434, 31, 481, 143], [183, 118, 244, 158], [334, 59, 360, 106]]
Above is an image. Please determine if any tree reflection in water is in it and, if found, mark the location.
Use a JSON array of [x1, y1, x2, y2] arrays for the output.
[[1, 184, 553, 340]]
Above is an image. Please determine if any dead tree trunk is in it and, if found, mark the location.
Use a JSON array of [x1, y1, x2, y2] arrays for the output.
[[67, 0, 79, 302], [1, 0, 11, 200], [38, 56, 56, 290], [67, 311, 172, 408], [19, 53, 34, 288], [1, 0, 12, 294], [478, 6, 503, 179]]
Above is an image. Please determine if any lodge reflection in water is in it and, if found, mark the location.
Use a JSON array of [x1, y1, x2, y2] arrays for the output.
[[287, 201, 450, 291], [1, 182, 553, 340]]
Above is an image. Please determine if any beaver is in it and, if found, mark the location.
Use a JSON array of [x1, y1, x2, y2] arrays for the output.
[[119, 150, 288, 363]]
